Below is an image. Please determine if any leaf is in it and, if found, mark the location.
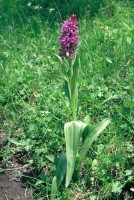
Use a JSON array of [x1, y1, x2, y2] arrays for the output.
[[84, 114, 91, 124], [106, 57, 113, 63], [64, 121, 86, 187], [50, 153, 67, 200], [35, 180, 45, 187], [51, 177, 57, 200], [45, 155, 59, 166], [82, 125, 91, 143], [130, 188, 134, 192], [8, 138, 24, 146], [125, 170, 132, 176], [80, 119, 110, 160], [64, 80, 71, 102], [38, 174, 46, 181], [112, 181, 123, 193], [53, 53, 63, 63]]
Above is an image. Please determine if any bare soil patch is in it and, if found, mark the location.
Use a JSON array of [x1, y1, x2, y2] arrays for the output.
[[0, 172, 31, 200]]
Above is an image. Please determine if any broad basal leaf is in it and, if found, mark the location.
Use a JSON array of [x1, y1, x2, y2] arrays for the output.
[[50, 153, 67, 200], [64, 121, 86, 187], [80, 118, 110, 161]]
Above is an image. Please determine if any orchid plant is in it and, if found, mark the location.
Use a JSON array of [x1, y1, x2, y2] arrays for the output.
[[46, 15, 110, 200]]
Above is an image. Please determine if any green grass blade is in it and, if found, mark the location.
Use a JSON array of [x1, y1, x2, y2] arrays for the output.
[[50, 153, 67, 200], [80, 119, 110, 161]]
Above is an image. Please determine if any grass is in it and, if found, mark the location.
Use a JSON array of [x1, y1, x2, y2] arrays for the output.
[[0, 0, 134, 199]]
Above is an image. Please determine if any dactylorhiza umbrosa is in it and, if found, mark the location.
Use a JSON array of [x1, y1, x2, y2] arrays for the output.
[[50, 14, 110, 200]]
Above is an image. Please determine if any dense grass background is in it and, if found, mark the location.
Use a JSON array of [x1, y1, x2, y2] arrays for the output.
[[0, 0, 134, 199]]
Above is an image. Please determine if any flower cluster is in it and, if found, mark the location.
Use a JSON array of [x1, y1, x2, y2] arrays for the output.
[[59, 14, 79, 60]]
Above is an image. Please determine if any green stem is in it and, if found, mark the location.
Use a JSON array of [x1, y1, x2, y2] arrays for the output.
[[64, 59, 78, 121], [71, 84, 77, 121], [71, 66, 78, 121], [72, 111, 76, 121]]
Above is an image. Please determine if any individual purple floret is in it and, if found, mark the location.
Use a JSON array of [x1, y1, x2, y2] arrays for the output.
[[59, 14, 79, 60]]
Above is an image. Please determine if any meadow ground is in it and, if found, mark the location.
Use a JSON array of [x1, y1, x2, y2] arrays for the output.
[[0, 0, 134, 199]]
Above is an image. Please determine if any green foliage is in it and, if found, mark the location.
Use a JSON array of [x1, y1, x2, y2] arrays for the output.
[[49, 119, 110, 198], [0, 0, 133, 199]]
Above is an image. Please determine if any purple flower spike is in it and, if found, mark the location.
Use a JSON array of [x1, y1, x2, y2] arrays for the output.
[[59, 14, 79, 60]]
